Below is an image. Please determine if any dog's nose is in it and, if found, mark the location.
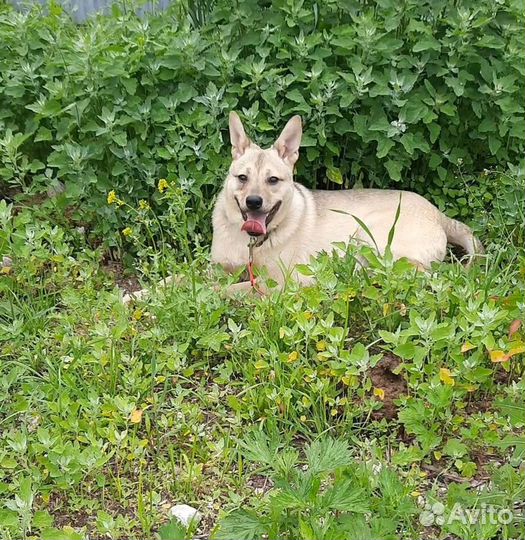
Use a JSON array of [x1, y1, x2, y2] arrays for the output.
[[246, 195, 263, 210]]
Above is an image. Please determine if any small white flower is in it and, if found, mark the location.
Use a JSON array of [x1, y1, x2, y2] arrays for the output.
[[390, 120, 407, 133]]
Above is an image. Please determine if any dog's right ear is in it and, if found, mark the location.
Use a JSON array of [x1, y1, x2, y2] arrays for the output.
[[229, 112, 251, 160]]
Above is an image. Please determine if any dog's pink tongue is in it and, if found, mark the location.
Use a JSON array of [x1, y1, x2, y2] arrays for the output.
[[241, 215, 267, 236]]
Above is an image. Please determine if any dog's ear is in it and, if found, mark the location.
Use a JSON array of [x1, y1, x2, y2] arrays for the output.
[[274, 115, 302, 165], [229, 112, 251, 160]]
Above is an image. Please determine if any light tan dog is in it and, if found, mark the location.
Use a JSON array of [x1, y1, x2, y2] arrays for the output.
[[210, 112, 483, 294], [124, 113, 483, 302]]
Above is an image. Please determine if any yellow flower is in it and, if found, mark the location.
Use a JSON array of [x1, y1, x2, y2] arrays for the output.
[[373, 387, 385, 400], [316, 340, 327, 352], [107, 190, 124, 206], [439, 367, 455, 386], [158, 178, 169, 193], [287, 351, 299, 363], [107, 190, 118, 205], [122, 227, 133, 237], [138, 200, 150, 211], [130, 409, 143, 424]]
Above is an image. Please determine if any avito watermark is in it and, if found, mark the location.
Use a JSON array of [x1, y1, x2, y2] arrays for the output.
[[420, 501, 520, 527]]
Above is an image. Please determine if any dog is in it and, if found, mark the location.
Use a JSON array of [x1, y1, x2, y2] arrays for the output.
[[123, 112, 483, 302], [210, 112, 484, 294]]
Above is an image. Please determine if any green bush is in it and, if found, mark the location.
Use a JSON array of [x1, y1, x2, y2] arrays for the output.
[[0, 0, 523, 243]]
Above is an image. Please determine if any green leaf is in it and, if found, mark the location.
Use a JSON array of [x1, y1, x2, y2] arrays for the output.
[[488, 135, 502, 155], [322, 481, 369, 512], [403, 100, 428, 123], [296, 264, 314, 276], [226, 395, 242, 412], [427, 123, 441, 144], [376, 138, 395, 159], [496, 399, 525, 427], [299, 517, 315, 540], [111, 161, 126, 176], [429, 152, 442, 169], [386, 193, 402, 249], [33, 510, 54, 529], [1, 456, 18, 469], [0, 509, 19, 528], [479, 118, 496, 132], [121, 77, 137, 95], [326, 165, 343, 184], [174, 83, 197, 103], [41, 528, 85, 540], [305, 438, 352, 475], [443, 439, 469, 458], [287, 89, 307, 103], [394, 343, 416, 359], [112, 132, 127, 147], [385, 160, 402, 182], [214, 510, 265, 540], [158, 518, 187, 540], [400, 133, 416, 155], [413, 38, 441, 52], [35, 126, 53, 142], [240, 431, 281, 465]]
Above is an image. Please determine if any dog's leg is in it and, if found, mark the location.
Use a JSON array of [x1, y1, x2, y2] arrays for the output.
[[122, 274, 182, 304], [406, 259, 428, 272], [123, 273, 265, 304], [225, 280, 264, 297]]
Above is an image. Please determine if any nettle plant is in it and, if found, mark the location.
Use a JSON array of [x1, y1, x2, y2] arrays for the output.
[[213, 434, 419, 540], [0, 0, 523, 244]]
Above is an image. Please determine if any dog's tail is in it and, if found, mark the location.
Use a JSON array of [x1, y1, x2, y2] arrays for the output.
[[441, 215, 484, 266]]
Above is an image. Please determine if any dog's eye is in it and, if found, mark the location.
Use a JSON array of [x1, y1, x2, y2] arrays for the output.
[[268, 176, 279, 185], [237, 174, 248, 183]]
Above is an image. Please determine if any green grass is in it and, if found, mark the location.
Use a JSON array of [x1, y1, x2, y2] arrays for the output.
[[0, 171, 524, 540]]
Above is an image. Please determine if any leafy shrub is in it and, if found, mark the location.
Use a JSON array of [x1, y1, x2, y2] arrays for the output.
[[0, 0, 523, 244]]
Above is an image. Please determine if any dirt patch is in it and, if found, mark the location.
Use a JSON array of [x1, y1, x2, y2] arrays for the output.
[[46, 491, 93, 532], [369, 354, 407, 420], [464, 394, 493, 415], [102, 259, 142, 294], [47, 489, 140, 539], [247, 474, 274, 495], [493, 364, 522, 385]]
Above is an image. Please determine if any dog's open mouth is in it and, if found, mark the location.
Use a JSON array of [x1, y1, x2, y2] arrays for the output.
[[240, 201, 282, 236]]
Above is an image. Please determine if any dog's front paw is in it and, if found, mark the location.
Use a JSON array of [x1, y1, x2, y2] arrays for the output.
[[225, 281, 265, 297]]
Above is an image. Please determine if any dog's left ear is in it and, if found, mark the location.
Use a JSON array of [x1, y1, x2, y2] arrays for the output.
[[274, 115, 302, 165]]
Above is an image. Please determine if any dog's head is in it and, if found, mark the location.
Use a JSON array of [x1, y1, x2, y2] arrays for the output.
[[224, 112, 302, 237]]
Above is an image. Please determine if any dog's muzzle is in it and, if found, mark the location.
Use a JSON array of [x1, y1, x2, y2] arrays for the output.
[[235, 198, 282, 237]]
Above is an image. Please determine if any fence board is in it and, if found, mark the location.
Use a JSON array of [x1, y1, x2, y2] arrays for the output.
[[9, 0, 173, 22]]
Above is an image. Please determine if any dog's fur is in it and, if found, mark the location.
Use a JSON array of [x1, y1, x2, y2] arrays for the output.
[[210, 112, 483, 293]]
